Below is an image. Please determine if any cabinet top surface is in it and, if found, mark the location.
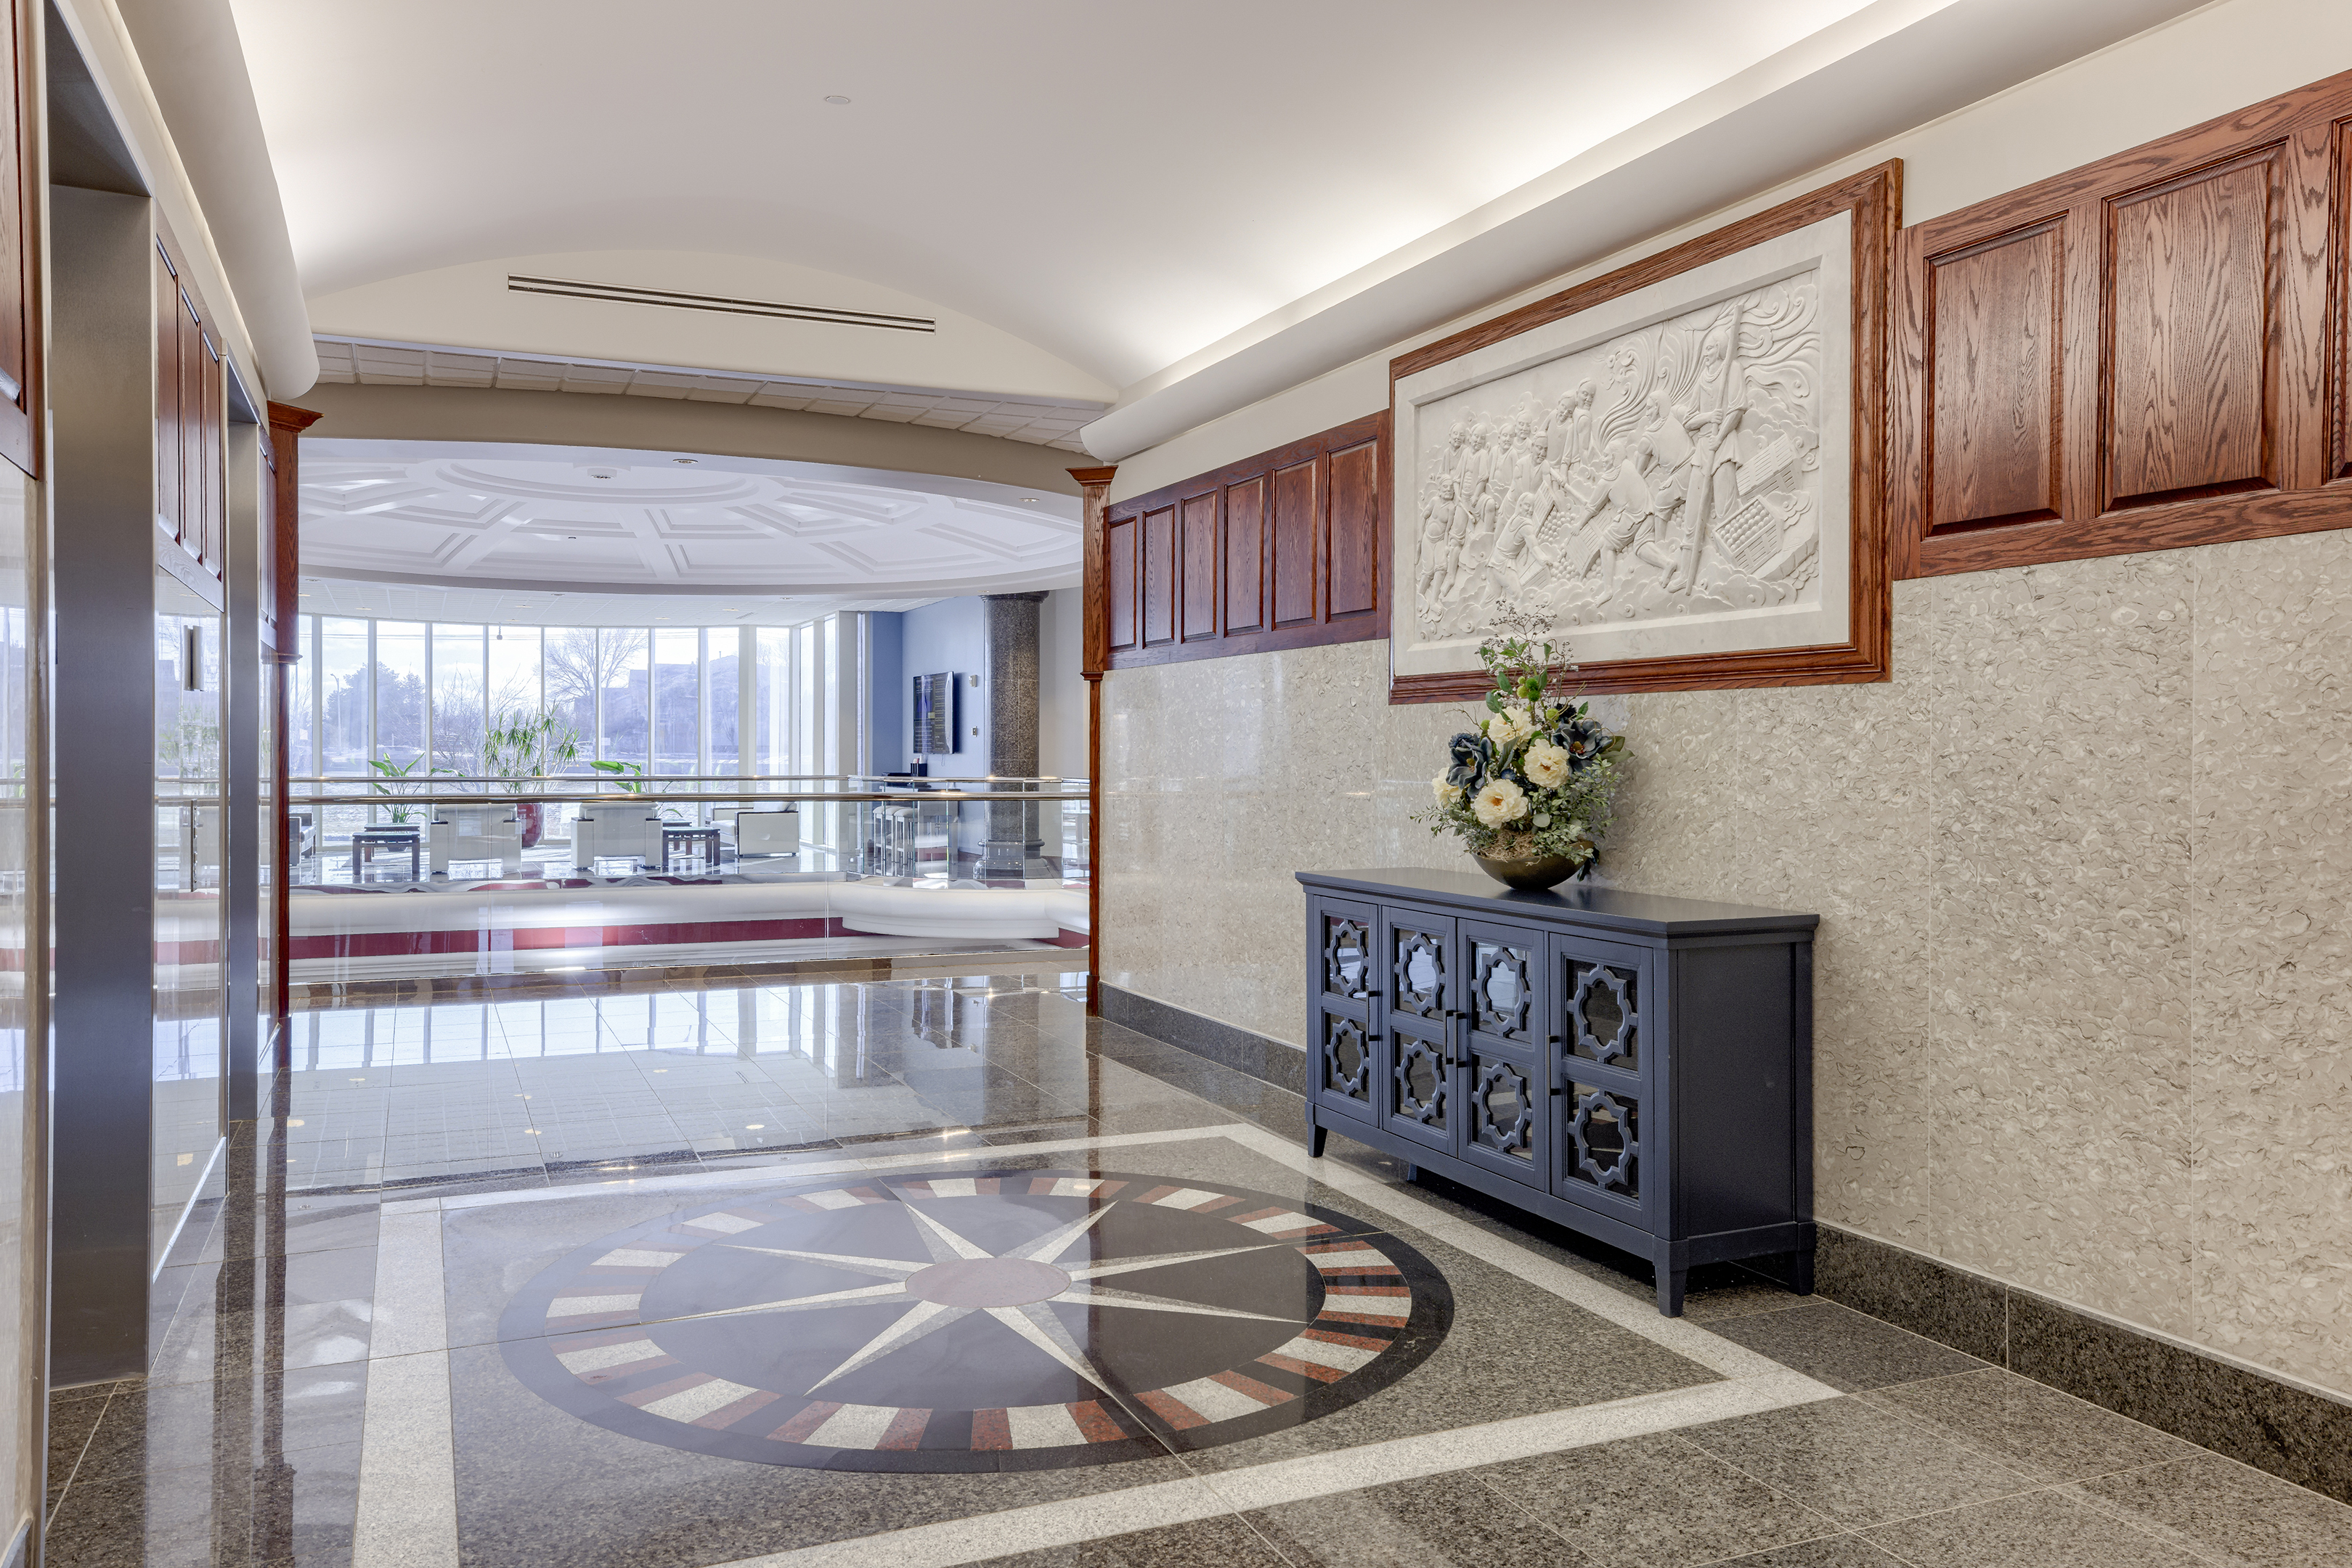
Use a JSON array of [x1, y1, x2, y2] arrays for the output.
[[1296, 867, 1819, 936]]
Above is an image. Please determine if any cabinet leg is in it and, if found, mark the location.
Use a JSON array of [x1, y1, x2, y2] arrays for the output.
[[1656, 1265, 1688, 1317], [1306, 1112, 1327, 1159], [1402, 1163, 1419, 1183], [1786, 1248, 1815, 1297]]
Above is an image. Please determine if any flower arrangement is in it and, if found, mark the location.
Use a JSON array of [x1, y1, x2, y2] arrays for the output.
[[1415, 634, 1625, 885]]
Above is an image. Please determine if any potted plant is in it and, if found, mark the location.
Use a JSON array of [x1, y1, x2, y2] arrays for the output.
[[481, 710, 582, 847], [587, 760, 690, 822], [365, 754, 454, 825], [1416, 633, 1625, 891]]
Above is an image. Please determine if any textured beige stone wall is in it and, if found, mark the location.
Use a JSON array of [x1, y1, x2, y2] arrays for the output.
[[1099, 532, 2352, 1400]]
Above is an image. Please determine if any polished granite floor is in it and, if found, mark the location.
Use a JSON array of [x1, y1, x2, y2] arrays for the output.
[[49, 977, 2352, 1567]]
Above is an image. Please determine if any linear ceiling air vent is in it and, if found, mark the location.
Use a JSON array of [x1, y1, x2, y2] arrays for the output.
[[506, 274, 935, 334]]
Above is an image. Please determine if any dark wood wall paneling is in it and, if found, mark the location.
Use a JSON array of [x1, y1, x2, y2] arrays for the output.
[[266, 404, 320, 658], [1892, 69, 2352, 576], [0, 0, 35, 479], [154, 223, 227, 589], [266, 402, 322, 1027], [1095, 412, 1388, 671]]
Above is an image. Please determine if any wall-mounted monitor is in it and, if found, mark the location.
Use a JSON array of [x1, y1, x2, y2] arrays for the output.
[[913, 671, 958, 754]]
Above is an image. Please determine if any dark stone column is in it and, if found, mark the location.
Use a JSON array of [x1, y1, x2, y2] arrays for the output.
[[980, 591, 1051, 880]]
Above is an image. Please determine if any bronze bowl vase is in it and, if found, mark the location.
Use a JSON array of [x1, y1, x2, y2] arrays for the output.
[[1471, 852, 1582, 892]]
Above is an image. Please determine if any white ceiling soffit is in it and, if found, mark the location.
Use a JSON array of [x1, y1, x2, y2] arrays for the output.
[[292, 578, 939, 629], [298, 438, 1081, 600], [233, 1, 1971, 400], [111, 0, 317, 396], [1081, 0, 2207, 462], [312, 338, 1104, 454]]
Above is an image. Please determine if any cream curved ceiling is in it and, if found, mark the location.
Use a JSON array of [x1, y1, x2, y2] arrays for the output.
[[300, 440, 1080, 598], [228, 0, 1902, 395]]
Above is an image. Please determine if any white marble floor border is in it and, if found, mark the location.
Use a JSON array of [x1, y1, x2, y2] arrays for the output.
[[359, 1118, 1839, 1568], [354, 1204, 460, 1568]]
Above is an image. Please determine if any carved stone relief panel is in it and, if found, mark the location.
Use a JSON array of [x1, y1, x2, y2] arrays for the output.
[[1393, 211, 1856, 677]]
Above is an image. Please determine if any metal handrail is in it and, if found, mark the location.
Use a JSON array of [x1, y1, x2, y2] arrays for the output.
[[287, 773, 1074, 786], [290, 790, 1090, 807]]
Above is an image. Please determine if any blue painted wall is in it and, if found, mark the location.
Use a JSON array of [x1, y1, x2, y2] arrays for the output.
[[866, 611, 905, 775], [897, 597, 989, 777]]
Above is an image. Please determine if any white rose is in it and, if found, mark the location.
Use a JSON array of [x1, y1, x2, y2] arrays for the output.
[[1523, 740, 1571, 789], [1488, 703, 1536, 746], [1471, 777, 1529, 828], [1431, 774, 1462, 804]]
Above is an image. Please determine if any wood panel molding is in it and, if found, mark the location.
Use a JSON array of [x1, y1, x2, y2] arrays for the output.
[[1095, 412, 1389, 671], [1390, 162, 1900, 701], [265, 402, 322, 661], [0, 0, 37, 479], [155, 220, 229, 591], [1892, 68, 2352, 577], [1072, 465, 1116, 676]]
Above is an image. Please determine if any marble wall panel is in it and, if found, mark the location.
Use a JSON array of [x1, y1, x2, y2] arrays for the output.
[[1926, 555, 2193, 1335], [1097, 531, 2349, 1398], [2188, 531, 2352, 1392]]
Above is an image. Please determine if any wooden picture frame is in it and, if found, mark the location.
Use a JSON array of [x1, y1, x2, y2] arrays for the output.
[[1388, 162, 1898, 702]]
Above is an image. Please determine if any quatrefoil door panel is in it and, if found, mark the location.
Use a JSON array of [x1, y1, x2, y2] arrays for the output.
[[1458, 919, 1546, 1186], [1316, 1008, 1377, 1125], [1558, 1082, 1648, 1226], [1547, 933, 1652, 1222], [1315, 898, 1378, 1007], [1464, 923, 1540, 1048], [1380, 910, 1457, 1154], [1385, 915, 1452, 1026], [1565, 953, 1644, 1074]]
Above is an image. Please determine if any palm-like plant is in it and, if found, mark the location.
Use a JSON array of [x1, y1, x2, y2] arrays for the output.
[[481, 710, 582, 791], [365, 753, 454, 824], [589, 759, 688, 820]]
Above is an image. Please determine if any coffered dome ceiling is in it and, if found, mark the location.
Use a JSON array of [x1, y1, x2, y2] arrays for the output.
[[299, 440, 1079, 597]]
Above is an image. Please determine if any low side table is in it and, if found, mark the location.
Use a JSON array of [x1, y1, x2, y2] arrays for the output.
[[352, 826, 423, 882], [662, 825, 721, 872]]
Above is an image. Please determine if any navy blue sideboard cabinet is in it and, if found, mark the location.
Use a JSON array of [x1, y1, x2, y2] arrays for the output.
[[1298, 867, 1818, 1315]]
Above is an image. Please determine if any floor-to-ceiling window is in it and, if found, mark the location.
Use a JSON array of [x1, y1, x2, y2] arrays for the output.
[[652, 627, 698, 777], [291, 616, 863, 862], [431, 623, 487, 769], [373, 621, 427, 769]]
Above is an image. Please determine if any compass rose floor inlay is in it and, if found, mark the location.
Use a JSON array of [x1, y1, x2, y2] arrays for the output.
[[498, 1168, 1452, 1471]]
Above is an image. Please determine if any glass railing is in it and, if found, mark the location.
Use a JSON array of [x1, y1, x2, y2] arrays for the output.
[[274, 776, 1092, 987], [283, 775, 1088, 887]]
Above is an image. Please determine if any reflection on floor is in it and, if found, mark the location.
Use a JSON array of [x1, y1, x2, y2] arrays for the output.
[[49, 977, 2352, 1568]]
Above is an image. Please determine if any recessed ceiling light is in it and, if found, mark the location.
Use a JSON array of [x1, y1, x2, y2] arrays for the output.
[[1022, 497, 1038, 503], [674, 457, 699, 465], [564, 535, 579, 541], [823, 95, 850, 105]]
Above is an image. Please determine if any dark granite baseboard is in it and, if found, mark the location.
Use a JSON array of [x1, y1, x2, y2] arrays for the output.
[[1096, 982, 1305, 1095], [1815, 1223, 2352, 1503]]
